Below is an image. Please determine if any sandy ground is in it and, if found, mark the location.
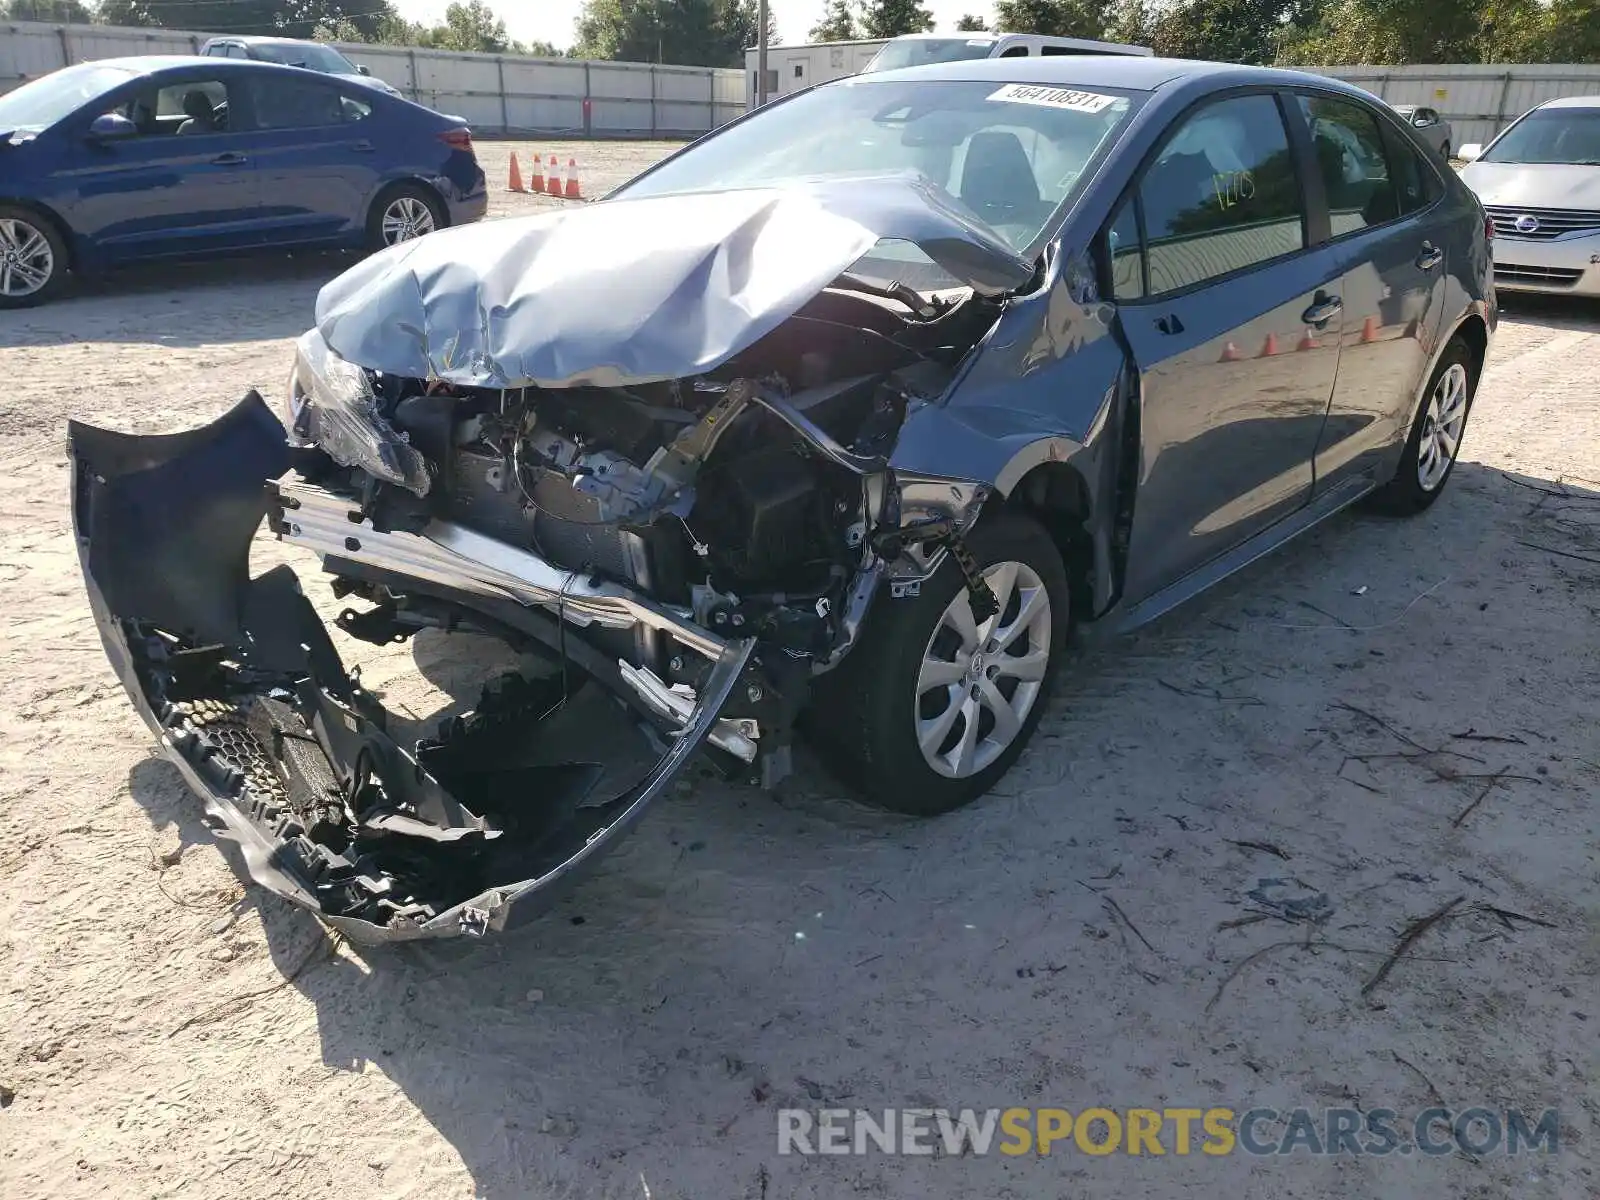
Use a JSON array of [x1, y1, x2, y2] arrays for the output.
[[1, 141, 1597, 1200]]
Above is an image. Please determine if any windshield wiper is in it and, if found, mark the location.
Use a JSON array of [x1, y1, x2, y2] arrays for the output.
[[830, 272, 944, 318]]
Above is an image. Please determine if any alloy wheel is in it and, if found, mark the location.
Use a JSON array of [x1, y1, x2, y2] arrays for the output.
[[915, 560, 1052, 779], [1417, 362, 1468, 491], [0, 218, 55, 299], [381, 196, 436, 245]]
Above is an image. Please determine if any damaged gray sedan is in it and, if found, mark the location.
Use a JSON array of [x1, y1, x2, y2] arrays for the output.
[[70, 58, 1495, 942]]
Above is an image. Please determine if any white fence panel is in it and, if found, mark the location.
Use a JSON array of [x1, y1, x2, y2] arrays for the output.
[[1317, 62, 1600, 146], [0, 19, 746, 137]]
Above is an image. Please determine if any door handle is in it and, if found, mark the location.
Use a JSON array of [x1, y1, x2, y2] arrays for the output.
[[1301, 294, 1343, 328], [1155, 313, 1185, 336], [210, 152, 248, 166], [351, 139, 375, 153], [1416, 242, 1444, 270]]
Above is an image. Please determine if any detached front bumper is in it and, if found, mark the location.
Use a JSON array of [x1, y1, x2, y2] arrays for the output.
[[69, 392, 755, 943]]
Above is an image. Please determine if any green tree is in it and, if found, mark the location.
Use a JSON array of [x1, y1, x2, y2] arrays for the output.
[[3, 0, 92, 20], [860, 0, 934, 39], [1104, 0, 1152, 44], [1152, 0, 1284, 64], [414, 0, 518, 53], [1275, 0, 1486, 64], [994, 0, 1111, 39], [97, 0, 399, 41], [811, 0, 860, 40], [955, 12, 991, 29], [573, 0, 767, 65]]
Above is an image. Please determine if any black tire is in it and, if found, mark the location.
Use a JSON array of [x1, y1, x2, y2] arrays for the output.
[[1368, 334, 1476, 516], [808, 509, 1071, 815], [1441, 141, 1451, 161], [0, 205, 68, 309], [365, 182, 445, 252]]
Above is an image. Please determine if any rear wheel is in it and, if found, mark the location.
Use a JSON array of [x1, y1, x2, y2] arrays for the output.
[[809, 510, 1070, 815], [366, 184, 444, 251], [1369, 335, 1475, 515], [0, 207, 67, 308]]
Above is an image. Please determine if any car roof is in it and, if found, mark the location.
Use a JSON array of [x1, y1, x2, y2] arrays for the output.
[[202, 35, 326, 47], [850, 54, 1380, 98], [68, 54, 346, 78], [1537, 95, 1600, 110]]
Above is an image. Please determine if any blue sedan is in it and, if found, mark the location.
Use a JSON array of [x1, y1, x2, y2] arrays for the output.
[[0, 56, 487, 306]]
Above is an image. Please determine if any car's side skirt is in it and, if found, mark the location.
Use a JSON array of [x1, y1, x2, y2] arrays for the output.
[[1105, 473, 1377, 635]]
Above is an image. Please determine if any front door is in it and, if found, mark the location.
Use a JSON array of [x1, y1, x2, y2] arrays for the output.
[[1113, 93, 1345, 604], [60, 75, 261, 261]]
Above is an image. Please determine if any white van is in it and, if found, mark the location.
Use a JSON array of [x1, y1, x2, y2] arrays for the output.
[[863, 32, 1154, 73]]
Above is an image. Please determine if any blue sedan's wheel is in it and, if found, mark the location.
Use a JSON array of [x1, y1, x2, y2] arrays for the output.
[[367, 184, 444, 251], [0, 208, 66, 308], [1369, 335, 1477, 515]]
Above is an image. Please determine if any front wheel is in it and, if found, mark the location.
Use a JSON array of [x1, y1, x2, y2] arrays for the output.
[[1368, 335, 1475, 515], [366, 184, 444, 251], [0, 207, 67, 308], [809, 510, 1070, 815]]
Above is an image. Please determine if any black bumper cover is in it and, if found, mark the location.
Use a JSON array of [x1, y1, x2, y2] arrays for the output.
[[69, 392, 751, 943]]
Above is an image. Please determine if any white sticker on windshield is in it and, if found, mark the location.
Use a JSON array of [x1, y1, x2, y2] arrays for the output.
[[987, 84, 1117, 113]]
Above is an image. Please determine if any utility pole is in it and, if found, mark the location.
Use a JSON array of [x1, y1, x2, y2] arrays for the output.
[[757, 0, 769, 106]]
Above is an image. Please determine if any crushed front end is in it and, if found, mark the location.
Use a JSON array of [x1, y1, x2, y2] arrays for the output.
[[69, 187, 1011, 942]]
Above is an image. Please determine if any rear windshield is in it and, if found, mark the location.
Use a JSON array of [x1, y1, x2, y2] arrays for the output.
[[251, 43, 359, 75], [0, 63, 137, 132], [1484, 108, 1600, 165], [617, 78, 1141, 257], [865, 38, 998, 73]]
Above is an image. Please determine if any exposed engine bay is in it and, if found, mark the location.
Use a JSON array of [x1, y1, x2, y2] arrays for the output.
[[70, 243, 1009, 941]]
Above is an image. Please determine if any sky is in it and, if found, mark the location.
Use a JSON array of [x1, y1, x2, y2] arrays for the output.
[[391, 1, 992, 53]]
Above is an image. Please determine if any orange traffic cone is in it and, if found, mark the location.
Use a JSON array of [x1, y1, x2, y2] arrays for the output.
[[507, 151, 525, 193], [1298, 330, 1320, 351], [1260, 332, 1279, 357], [564, 158, 582, 199], [547, 155, 562, 196], [1360, 315, 1379, 343], [1219, 341, 1242, 362], [528, 152, 545, 193]]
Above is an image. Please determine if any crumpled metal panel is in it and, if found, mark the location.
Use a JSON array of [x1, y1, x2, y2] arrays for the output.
[[313, 177, 1034, 391]]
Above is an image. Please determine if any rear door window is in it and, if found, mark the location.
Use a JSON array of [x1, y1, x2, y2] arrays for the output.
[[1386, 132, 1443, 215], [1297, 95, 1399, 236], [1138, 93, 1306, 295], [243, 76, 348, 130]]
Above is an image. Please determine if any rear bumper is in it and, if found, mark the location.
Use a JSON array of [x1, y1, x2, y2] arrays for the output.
[[68, 392, 754, 943], [1492, 234, 1600, 296]]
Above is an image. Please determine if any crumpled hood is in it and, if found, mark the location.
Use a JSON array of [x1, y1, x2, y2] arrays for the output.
[[314, 176, 1034, 390], [1460, 162, 1600, 209]]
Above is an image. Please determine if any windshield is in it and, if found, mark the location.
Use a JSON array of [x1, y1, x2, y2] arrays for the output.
[[865, 37, 997, 73], [1483, 108, 1600, 165], [0, 63, 137, 132], [252, 43, 358, 74], [617, 79, 1139, 261]]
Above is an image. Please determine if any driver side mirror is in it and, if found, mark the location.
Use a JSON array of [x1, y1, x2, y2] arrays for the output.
[[357, 64, 371, 76], [87, 112, 138, 142], [1457, 143, 1483, 163]]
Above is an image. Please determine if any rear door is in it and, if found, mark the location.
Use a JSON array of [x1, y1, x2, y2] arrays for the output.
[[235, 72, 380, 245], [1295, 93, 1448, 493], [1113, 92, 1346, 603], [58, 73, 262, 261]]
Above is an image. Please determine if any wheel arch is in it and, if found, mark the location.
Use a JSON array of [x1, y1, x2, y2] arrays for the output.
[[1001, 458, 1097, 621], [368, 176, 450, 228], [0, 197, 76, 270]]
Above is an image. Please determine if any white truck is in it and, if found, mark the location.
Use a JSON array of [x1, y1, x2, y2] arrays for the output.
[[746, 31, 1153, 109]]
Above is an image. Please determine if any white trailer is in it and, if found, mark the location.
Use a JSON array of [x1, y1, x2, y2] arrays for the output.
[[745, 31, 1152, 109]]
